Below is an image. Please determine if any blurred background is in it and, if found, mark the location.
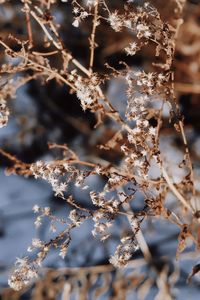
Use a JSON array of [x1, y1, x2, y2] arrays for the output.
[[0, 0, 200, 299]]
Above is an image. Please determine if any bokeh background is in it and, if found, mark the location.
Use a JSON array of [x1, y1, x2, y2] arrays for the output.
[[0, 0, 200, 299]]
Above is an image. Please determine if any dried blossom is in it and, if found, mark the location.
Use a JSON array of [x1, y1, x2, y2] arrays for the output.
[[8, 258, 38, 291], [110, 236, 139, 268], [0, 0, 197, 294], [0, 98, 9, 128]]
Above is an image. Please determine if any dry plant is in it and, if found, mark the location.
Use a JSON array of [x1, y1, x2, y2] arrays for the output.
[[0, 0, 200, 298]]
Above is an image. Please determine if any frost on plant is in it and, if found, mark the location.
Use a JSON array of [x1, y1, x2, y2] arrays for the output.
[[0, 0, 199, 298]]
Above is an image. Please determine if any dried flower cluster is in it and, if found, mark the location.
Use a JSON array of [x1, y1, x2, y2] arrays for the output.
[[0, 98, 9, 128], [0, 0, 200, 296]]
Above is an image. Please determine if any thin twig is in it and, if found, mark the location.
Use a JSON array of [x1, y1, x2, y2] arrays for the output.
[[161, 166, 194, 213], [24, 1, 33, 48], [89, 1, 99, 74]]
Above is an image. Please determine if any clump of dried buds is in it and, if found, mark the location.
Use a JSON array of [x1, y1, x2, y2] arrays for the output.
[[110, 236, 139, 268], [8, 258, 38, 291], [0, 98, 9, 128]]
